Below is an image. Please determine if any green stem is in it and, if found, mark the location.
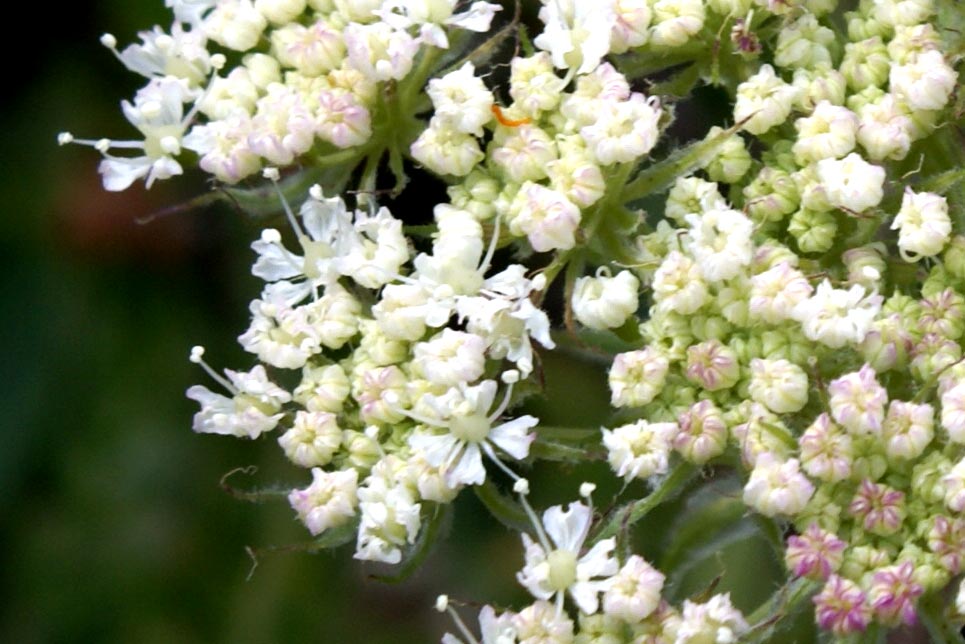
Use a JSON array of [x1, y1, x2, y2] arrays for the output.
[[919, 593, 965, 644], [592, 462, 697, 542]]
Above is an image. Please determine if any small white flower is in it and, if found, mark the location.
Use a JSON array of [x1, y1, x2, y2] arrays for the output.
[[799, 413, 853, 483], [793, 280, 882, 349], [743, 453, 814, 517], [816, 152, 886, 213], [534, 0, 617, 74], [856, 93, 913, 161], [602, 420, 677, 480], [676, 594, 749, 644], [289, 467, 358, 535], [344, 21, 419, 82], [412, 329, 487, 386], [270, 19, 344, 76], [203, 0, 268, 51], [891, 189, 951, 261], [580, 92, 661, 165], [685, 208, 754, 282], [355, 460, 422, 563], [941, 383, 965, 443], [652, 251, 709, 314], [408, 380, 537, 488], [608, 347, 670, 408], [507, 182, 581, 252], [890, 49, 957, 112], [517, 501, 619, 614], [749, 358, 809, 414], [411, 116, 486, 177], [490, 125, 558, 183], [442, 605, 518, 644], [427, 62, 494, 136], [278, 410, 342, 468], [828, 364, 888, 436], [882, 400, 934, 460], [186, 364, 291, 439], [571, 269, 639, 330], [650, 0, 705, 48], [749, 262, 813, 324], [792, 101, 858, 165], [734, 64, 799, 135], [610, 0, 651, 53], [602, 555, 665, 622]]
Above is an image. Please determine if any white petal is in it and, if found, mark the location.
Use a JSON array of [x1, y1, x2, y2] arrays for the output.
[[99, 155, 152, 191], [542, 502, 591, 552], [410, 432, 461, 468], [577, 537, 619, 579], [489, 415, 537, 459], [448, 442, 485, 487]]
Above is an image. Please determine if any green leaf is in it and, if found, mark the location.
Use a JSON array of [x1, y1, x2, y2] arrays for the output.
[[742, 577, 821, 644], [915, 168, 965, 196], [474, 479, 530, 533], [621, 120, 747, 203], [370, 503, 452, 584]]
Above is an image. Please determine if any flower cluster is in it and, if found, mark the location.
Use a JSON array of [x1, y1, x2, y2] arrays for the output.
[[69, 0, 965, 639]]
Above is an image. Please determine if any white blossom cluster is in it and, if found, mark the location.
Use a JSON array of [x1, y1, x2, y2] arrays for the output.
[[70, 0, 965, 639], [60, 0, 501, 188]]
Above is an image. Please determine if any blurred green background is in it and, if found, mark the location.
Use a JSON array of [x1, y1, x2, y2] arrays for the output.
[[0, 3, 798, 642]]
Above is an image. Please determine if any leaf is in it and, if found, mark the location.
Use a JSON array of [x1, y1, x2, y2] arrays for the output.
[[370, 503, 452, 584], [741, 577, 821, 644], [434, 1, 520, 79], [915, 167, 965, 196], [529, 438, 598, 462], [647, 63, 701, 100], [621, 119, 748, 203], [474, 479, 530, 533]]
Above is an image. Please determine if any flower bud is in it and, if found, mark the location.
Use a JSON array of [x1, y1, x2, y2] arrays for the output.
[[744, 167, 799, 222], [602, 420, 677, 480], [279, 410, 342, 467], [841, 37, 890, 92], [816, 152, 886, 213], [609, 347, 670, 407], [828, 364, 888, 436], [774, 14, 836, 70], [788, 208, 837, 254], [572, 269, 640, 330], [856, 93, 913, 161], [748, 358, 809, 413], [734, 64, 799, 135], [702, 127, 752, 184], [507, 182, 581, 252], [744, 453, 814, 517], [785, 524, 846, 581], [674, 400, 728, 465], [849, 479, 906, 536], [843, 244, 887, 290], [792, 65, 847, 112], [799, 413, 853, 483], [792, 102, 858, 165], [650, 0, 705, 48], [665, 176, 726, 226], [685, 339, 740, 391], [890, 50, 956, 112]]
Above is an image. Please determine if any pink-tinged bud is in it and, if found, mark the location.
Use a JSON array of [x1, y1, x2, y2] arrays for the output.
[[685, 339, 740, 391], [799, 413, 853, 483], [828, 364, 887, 436], [674, 400, 728, 465], [920, 288, 965, 340], [813, 575, 872, 636], [785, 523, 846, 581], [848, 479, 906, 536], [942, 458, 965, 513], [911, 333, 963, 382], [941, 383, 965, 444], [743, 453, 814, 517], [859, 314, 914, 373], [881, 400, 934, 461], [868, 560, 923, 627], [927, 515, 965, 575]]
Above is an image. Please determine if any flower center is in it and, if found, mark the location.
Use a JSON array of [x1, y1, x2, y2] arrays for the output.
[[546, 549, 578, 591], [450, 413, 491, 443]]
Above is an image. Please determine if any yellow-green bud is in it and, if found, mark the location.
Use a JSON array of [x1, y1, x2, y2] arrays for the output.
[[744, 168, 800, 223], [789, 208, 837, 254]]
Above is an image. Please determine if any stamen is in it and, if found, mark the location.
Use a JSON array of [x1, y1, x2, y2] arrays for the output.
[[437, 597, 480, 644], [509, 474, 554, 553], [488, 378, 517, 423], [479, 213, 501, 276], [262, 167, 307, 239], [188, 345, 238, 394]]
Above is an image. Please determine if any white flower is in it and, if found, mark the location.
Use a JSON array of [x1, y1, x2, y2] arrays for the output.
[[247, 84, 315, 165], [426, 62, 494, 136], [344, 21, 419, 82], [412, 329, 487, 386], [856, 93, 913, 161], [255, 0, 306, 24], [355, 460, 422, 563], [203, 0, 267, 51], [828, 364, 888, 436], [186, 364, 291, 438], [609, 0, 651, 53], [749, 262, 813, 324], [792, 101, 858, 165], [509, 52, 562, 117], [572, 269, 639, 330], [748, 358, 809, 414], [602, 421, 677, 480], [271, 19, 344, 76], [685, 208, 754, 282], [408, 380, 537, 488], [815, 152, 886, 213], [93, 76, 199, 191], [289, 468, 358, 535], [183, 113, 261, 183], [793, 280, 882, 348], [602, 555, 664, 622], [293, 363, 350, 412], [490, 125, 557, 183], [278, 410, 342, 467], [652, 250, 708, 314], [316, 90, 373, 149], [891, 189, 951, 261], [580, 92, 661, 165], [512, 601, 574, 644], [665, 176, 727, 226], [734, 64, 799, 135], [517, 501, 619, 614], [534, 0, 617, 74], [942, 383, 965, 444], [743, 453, 814, 517], [890, 50, 957, 112], [608, 347, 670, 408], [799, 413, 853, 483], [411, 116, 485, 177], [882, 400, 934, 460], [650, 0, 705, 48], [507, 182, 581, 252], [676, 594, 749, 644], [112, 23, 212, 86]]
